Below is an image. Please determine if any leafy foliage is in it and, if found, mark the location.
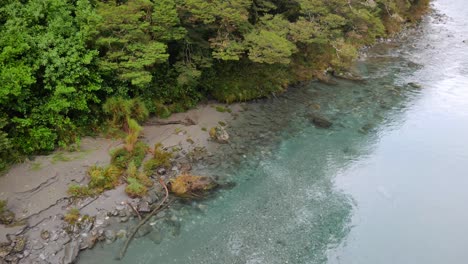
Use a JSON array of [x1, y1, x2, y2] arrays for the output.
[[0, 0, 428, 166]]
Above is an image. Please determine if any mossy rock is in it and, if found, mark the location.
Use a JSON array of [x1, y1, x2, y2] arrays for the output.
[[168, 174, 218, 199]]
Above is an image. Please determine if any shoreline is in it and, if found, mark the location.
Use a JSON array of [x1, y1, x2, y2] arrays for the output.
[[0, 102, 242, 263]]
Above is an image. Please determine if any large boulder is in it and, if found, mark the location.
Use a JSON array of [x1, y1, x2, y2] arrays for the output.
[[209, 125, 229, 143]]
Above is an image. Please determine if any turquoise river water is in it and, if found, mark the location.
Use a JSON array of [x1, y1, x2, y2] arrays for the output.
[[79, 0, 468, 263]]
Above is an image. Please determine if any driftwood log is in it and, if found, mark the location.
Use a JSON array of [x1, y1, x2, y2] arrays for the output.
[[145, 117, 196, 126]]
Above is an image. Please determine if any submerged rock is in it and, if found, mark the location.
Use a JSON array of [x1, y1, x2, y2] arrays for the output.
[[308, 114, 333, 129], [148, 229, 164, 244], [407, 82, 422, 89], [168, 175, 218, 199], [136, 224, 152, 238], [104, 230, 116, 242]]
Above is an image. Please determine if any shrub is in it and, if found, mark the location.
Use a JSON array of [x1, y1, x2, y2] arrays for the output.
[[125, 177, 148, 198], [124, 118, 142, 152], [68, 185, 93, 198], [103, 97, 149, 130], [143, 143, 172, 175], [64, 208, 81, 225], [87, 165, 120, 192]]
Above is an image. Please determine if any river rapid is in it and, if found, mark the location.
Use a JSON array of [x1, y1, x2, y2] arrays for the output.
[[78, 0, 468, 263]]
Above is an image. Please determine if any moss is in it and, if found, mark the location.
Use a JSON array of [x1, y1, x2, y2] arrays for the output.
[[0, 200, 6, 214], [215, 106, 231, 113], [64, 208, 80, 225], [201, 127, 207, 132], [125, 177, 148, 198], [209, 127, 217, 139], [51, 152, 73, 164], [30, 162, 42, 171], [218, 121, 226, 126]]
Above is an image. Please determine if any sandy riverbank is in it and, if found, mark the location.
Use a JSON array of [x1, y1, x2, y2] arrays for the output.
[[0, 102, 242, 263]]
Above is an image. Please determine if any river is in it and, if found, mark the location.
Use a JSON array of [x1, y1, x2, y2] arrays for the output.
[[78, 0, 468, 263]]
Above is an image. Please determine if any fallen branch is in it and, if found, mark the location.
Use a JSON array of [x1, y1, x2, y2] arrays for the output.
[[118, 177, 170, 260], [126, 201, 142, 221], [145, 117, 196, 126]]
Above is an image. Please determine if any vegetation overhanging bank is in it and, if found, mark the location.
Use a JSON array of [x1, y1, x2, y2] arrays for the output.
[[0, 0, 429, 169]]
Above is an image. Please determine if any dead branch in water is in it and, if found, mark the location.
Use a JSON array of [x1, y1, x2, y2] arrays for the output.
[[118, 177, 170, 260]]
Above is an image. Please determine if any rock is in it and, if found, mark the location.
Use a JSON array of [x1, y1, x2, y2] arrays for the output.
[[408, 82, 422, 89], [40, 230, 50, 241], [0, 245, 12, 258], [79, 233, 97, 250], [168, 175, 219, 198], [118, 209, 128, 217], [116, 229, 127, 239], [0, 210, 15, 225], [12, 236, 26, 253], [148, 229, 164, 244], [3, 255, 18, 263], [157, 167, 166, 175], [309, 114, 333, 129], [180, 163, 192, 173], [119, 216, 129, 223], [136, 224, 152, 238], [137, 201, 151, 213], [115, 205, 125, 211], [209, 125, 229, 143], [104, 230, 116, 242], [144, 190, 158, 204], [62, 240, 80, 264]]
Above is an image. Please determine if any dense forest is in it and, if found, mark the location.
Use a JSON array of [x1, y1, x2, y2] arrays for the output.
[[0, 0, 428, 169]]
